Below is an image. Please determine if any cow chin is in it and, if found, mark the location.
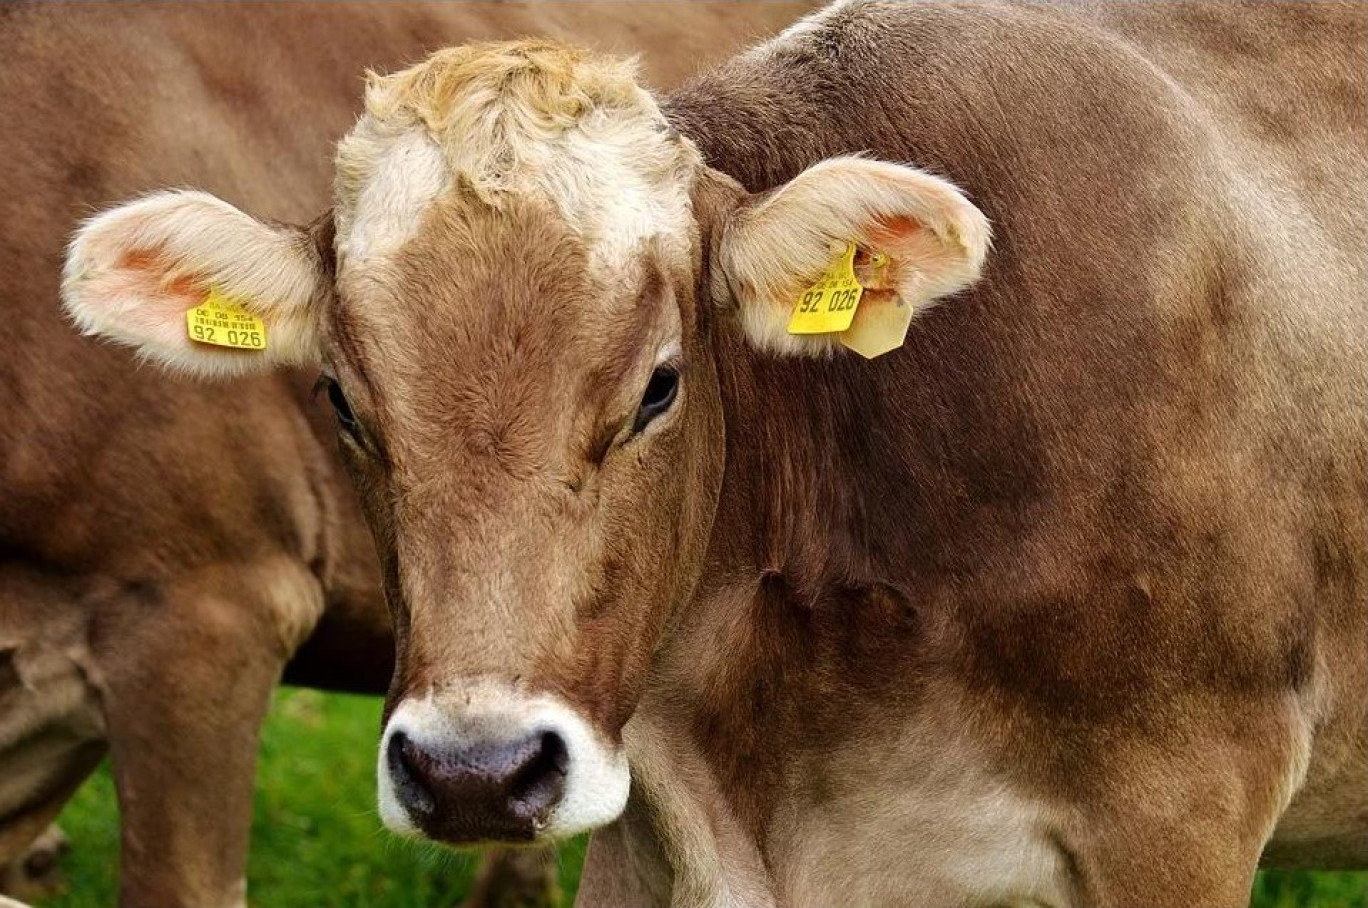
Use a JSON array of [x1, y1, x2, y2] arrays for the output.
[[376, 682, 630, 846]]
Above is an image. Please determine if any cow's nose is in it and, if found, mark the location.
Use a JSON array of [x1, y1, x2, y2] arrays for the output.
[[386, 728, 568, 842]]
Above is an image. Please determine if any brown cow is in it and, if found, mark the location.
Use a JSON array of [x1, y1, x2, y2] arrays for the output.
[[60, 1, 1365, 906], [2, 3, 810, 906]]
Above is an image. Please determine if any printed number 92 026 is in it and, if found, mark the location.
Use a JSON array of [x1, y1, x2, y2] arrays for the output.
[[190, 323, 265, 349], [797, 286, 861, 314]]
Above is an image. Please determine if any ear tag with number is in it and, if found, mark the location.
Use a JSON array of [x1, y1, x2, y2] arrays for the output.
[[787, 242, 864, 335], [186, 287, 268, 350]]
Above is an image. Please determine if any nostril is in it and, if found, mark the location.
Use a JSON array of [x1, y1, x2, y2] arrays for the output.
[[385, 726, 572, 841], [507, 730, 568, 820], [388, 731, 436, 818]]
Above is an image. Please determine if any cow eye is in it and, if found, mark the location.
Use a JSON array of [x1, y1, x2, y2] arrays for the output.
[[325, 379, 361, 440], [632, 366, 679, 434]]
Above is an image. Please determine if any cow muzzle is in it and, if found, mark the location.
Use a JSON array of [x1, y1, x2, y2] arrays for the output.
[[377, 684, 630, 844]]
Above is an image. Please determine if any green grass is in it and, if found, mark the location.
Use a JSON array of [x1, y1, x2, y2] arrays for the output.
[[40, 689, 1366, 907]]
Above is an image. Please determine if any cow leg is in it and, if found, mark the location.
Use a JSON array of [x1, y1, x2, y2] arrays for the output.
[[1066, 710, 1306, 908], [0, 567, 107, 901], [0, 825, 69, 902], [461, 846, 559, 908], [0, 737, 91, 891], [574, 801, 671, 908], [1078, 823, 1264, 908], [94, 563, 323, 908]]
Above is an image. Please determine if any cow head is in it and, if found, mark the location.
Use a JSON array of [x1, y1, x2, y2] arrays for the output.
[[62, 41, 988, 846]]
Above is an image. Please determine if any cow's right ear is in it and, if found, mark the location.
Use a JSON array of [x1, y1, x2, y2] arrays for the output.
[[62, 190, 327, 377]]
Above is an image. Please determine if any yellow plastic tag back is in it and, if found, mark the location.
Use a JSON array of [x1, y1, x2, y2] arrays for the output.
[[186, 288, 268, 351], [838, 292, 915, 359], [787, 243, 864, 335]]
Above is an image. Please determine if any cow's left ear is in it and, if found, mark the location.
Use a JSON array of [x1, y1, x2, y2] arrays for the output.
[[714, 156, 990, 356]]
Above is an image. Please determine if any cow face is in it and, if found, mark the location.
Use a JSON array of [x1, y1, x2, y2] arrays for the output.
[[63, 41, 987, 846]]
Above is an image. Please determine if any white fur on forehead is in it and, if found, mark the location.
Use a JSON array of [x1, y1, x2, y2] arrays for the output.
[[334, 125, 450, 267], [333, 40, 701, 268]]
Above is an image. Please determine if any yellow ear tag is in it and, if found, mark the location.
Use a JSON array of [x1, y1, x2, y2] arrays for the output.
[[838, 292, 915, 359], [787, 242, 864, 335], [838, 251, 912, 359], [185, 288, 268, 350]]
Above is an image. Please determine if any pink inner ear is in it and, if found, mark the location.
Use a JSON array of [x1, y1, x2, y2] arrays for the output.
[[81, 245, 207, 347], [859, 217, 925, 290], [867, 214, 970, 299], [117, 248, 204, 298], [871, 216, 925, 244]]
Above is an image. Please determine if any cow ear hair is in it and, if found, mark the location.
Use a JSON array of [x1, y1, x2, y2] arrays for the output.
[[63, 190, 327, 377]]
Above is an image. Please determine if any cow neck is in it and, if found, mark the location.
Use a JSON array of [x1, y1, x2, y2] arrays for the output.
[[640, 75, 948, 900], [623, 326, 934, 899], [710, 339, 894, 600]]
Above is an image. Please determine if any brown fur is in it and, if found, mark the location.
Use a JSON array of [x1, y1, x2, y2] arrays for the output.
[[283, 2, 1363, 906], [665, 2, 1364, 902], [1, 2, 812, 905], [328, 184, 724, 737]]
